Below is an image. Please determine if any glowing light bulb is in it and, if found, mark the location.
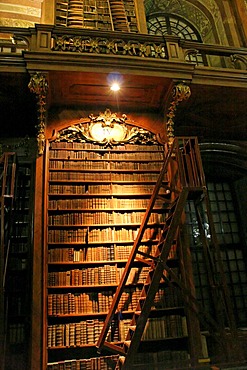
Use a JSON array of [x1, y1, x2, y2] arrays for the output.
[[110, 82, 120, 92]]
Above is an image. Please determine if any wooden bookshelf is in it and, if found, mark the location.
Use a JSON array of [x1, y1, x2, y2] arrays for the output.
[[4, 161, 33, 370], [55, 0, 138, 32], [44, 120, 192, 369]]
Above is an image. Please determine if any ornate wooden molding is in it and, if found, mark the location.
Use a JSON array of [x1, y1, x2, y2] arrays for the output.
[[166, 82, 191, 146], [52, 34, 167, 59], [54, 109, 158, 146], [28, 72, 48, 155]]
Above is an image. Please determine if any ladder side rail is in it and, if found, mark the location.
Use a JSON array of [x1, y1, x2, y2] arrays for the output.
[[174, 138, 189, 189], [162, 265, 230, 353], [96, 144, 174, 350], [187, 138, 200, 187], [176, 138, 205, 188], [193, 137, 206, 187], [120, 189, 190, 370], [1, 154, 8, 197], [9, 154, 17, 198], [179, 138, 192, 187]]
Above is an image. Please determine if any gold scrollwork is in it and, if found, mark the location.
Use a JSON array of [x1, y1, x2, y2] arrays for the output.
[[28, 72, 48, 155], [55, 109, 157, 146], [52, 34, 167, 59], [166, 82, 191, 146]]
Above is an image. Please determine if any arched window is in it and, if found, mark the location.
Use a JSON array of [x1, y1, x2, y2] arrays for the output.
[[147, 14, 206, 65], [147, 14, 202, 41]]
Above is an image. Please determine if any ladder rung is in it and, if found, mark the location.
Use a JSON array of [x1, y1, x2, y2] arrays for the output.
[[102, 341, 126, 355], [136, 250, 157, 260], [135, 256, 153, 265], [139, 297, 146, 301]]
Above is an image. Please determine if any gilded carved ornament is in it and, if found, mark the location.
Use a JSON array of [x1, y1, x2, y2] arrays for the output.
[[28, 72, 48, 155], [55, 109, 157, 146], [52, 34, 167, 59], [166, 82, 191, 147]]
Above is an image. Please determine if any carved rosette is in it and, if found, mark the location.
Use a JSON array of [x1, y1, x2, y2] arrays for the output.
[[28, 72, 48, 155], [166, 82, 191, 146], [52, 34, 167, 59]]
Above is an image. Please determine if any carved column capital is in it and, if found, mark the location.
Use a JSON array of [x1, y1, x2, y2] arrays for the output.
[[28, 72, 48, 155], [166, 82, 191, 146]]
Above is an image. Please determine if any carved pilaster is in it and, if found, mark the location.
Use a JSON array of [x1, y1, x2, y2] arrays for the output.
[[166, 82, 191, 146], [28, 72, 48, 155]]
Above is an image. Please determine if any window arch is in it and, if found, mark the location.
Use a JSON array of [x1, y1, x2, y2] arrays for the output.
[[147, 13, 202, 41], [147, 13, 206, 65]]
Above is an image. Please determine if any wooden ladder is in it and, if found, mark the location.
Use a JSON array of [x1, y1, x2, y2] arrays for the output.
[[96, 138, 240, 369]]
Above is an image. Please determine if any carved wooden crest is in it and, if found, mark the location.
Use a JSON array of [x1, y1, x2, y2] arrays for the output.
[[54, 109, 157, 146]]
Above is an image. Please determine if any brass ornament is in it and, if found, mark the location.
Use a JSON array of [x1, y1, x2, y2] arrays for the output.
[[28, 72, 48, 155], [166, 82, 191, 146]]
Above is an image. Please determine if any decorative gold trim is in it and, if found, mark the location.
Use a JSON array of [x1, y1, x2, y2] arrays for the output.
[[166, 82, 191, 147], [55, 109, 157, 146], [28, 72, 48, 155], [52, 34, 167, 59]]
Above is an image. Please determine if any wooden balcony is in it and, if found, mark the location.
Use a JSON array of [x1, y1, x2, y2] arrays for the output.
[[0, 25, 247, 141]]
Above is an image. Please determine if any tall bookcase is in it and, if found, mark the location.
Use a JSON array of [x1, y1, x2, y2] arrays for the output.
[[5, 162, 33, 369], [44, 113, 193, 369]]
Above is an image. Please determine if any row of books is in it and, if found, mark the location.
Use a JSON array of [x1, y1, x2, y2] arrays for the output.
[[47, 355, 118, 370], [47, 266, 149, 287], [48, 227, 161, 243], [142, 315, 188, 340], [49, 142, 163, 151], [8, 257, 27, 271], [48, 244, 177, 263], [8, 323, 25, 344], [48, 211, 165, 226], [47, 287, 142, 315], [48, 197, 165, 210], [10, 242, 28, 254], [49, 172, 160, 182], [47, 318, 130, 348], [48, 265, 119, 287], [132, 349, 189, 366], [47, 285, 183, 316], [11, 224, 29, 237], [47, 350, 190, 370], [49, 160, 162, 171], [49, 184, 86, 195], [49, 149, 163, 160], [47, 319, 104, 347], [47, 314, 187, 349]]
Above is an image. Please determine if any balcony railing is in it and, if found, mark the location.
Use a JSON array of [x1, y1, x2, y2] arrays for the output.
[[0, 25, 247, 70]]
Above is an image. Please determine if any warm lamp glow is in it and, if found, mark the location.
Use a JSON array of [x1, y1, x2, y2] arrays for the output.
[[110, 82, 120, 92]]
